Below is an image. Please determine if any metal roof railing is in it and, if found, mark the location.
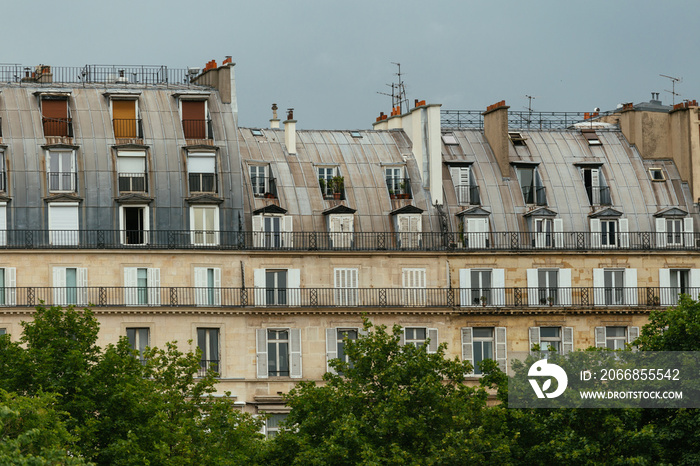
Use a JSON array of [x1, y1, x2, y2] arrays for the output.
[[441, 109, 618, 130]]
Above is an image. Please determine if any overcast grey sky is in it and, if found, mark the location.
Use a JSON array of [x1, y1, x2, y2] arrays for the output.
[[5, 0, 699, 129]]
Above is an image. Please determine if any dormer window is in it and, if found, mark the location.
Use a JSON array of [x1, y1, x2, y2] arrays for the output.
[[179, 99, 212, 140], [524, 209, 563, 248], [515, 165, 546, 205], [579, 166, 611, 206], [655, 208, 694, 248], [649, 168, 666, 181], [318, 167, 344, 200], [47, 150, 76, 192], [111, 98, 142, 141], [41, 96, 72, 137], [449, 165, 480, 205], [250, 164, 276, 198], [252, 206, 293, 249], [590, 209, 628, 248], [187, 152, 217, 193], [117, 150, 147, 193], [385, 167, 411, 199]]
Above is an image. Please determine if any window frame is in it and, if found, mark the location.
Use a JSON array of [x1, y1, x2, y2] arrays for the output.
[[256, 327, 302, 379], [119, 204, 150, 245], [46, 149, 76, 193], [189, 205, 220, 246], [197, 327, 220, 376]]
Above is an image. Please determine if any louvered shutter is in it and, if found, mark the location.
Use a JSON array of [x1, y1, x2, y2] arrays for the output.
[[591, 168, 600, 205], [399, 328, 405, 346], [467, 218, 488, 248], [194, 267, 207, 306], [529, 327, 540, 354], [625, 268, 637, 306], [213, 268, 221, 306], [148, 268, 160, 306], [397, 216, 409, 248], [495, 327, 507, 373], [553, 218, 563, 248], [289, 328, 302, 378], [253, 269, 266, 306], [492, 269, 505, 306], [427, 328, 438, 353], [559, 269, 572, 306], [590, 218, 601, 248], [334, 268, 358, 306], [593, 268, 605, 305], [77, 268, 88, 306], [690, 269, 700, 299], [659, 269, 672, 306], [256, 329, 268, 378], [282, 216, 293, 248], [595, 327, 606, 348], [252, 215, 264, 248], [326, 328, 338, 374], [563, 327, 574, 354], [627, 326, 639, 344], [124, 268, 137, 306], [5, 268, 15, 306], [287, 269, 301, 306], [329, 216, 340, 248], [684, 217, 694, 247], [526, 269, 538, 306], [409, 215, 422, 249], [459, 269, 471, 307], [0, 203, 6, 246], [461, 327, 474, 375], [618, 219, 629, 248], [656, 218, 667, 248], [53, 267, 66, 306]]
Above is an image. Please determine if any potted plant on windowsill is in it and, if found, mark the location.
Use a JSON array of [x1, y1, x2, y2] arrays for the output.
[[389, 189, 397, 199], [398, 181, 409, 199], [480, 295, 488, 307], [547, 296, 554, 306], [318, 178, 326, 197], [539, 297, 548, 305], [330, 175, 344, 200]]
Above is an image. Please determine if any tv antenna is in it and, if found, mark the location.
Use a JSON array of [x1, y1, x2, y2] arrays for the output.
[[377, 62, 409, 115], [523, 95, 539, 128], [660, 74, 682, 105]]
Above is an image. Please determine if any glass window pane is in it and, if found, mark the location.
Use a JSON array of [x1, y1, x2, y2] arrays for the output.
[[540, 327, 560, 338], [472, 328, 493, 338]]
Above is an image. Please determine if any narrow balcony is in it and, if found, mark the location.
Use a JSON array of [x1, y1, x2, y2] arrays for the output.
[[113, 118, 144, 141], [42, 117, 73, 138], [454, 185, 480, 205], [386, 177, 412, 199], [182, 119, 213, 140], [47, 172, 77, 192], [189, 173, 217, 193]]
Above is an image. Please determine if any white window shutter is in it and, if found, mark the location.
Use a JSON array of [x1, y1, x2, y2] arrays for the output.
[[256, 329, 268, 379], [590, 168, 600, 205], [124, 267, 137, 306], [684, 217, 694, 246], [5, 268, 16, 306], [289, 328, 302, 378], [194, 267, 207, 306], [459, 269, 471, 307], [287, 269, 301, 306], [625, 268, 637, 306], [618, 218, 629, 248], [690, 269, 700, 299], [326, 328, 338, 374], [590, 218, 601, 248], [148, 268, 160, 306], [0, 204, 6, 246], [559, 269, 572, 306], [53, 267, 66, 306], [656, 217, 667, 248], [397, 216, 409, 248], [627, 326, 639, 344], [399, 328, 405, 346], [252, 215, 263, 248], [282, 215, 293, 248], [492, 269, 505, 306], [526, 269, 538, 306], [253, 269, 266, 306], [77, 268, 88, 306], [595, 327, 606, 348], [427, 328, 438, 354], [213, 268, 221, 306], [495, 327, 507, 373], [593, 268, 604, 306], [563, 327, 574, 354], [659, 269, 672, 306], [553, 218, 563, 248], [529, 327, 540, 353], [461, 327, 474, 374]]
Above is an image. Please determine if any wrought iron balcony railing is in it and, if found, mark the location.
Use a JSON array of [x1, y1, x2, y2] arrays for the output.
[[42, 117, 73, 137], [440, 109, 618, 130], [189, 173, 217, 193], [251, 176, 277, 198], [0, 286, 692, 309], [182, 119, 213, 140], [47, 172, 77, 192], [521, 186, 547, 206], [586, 186, 612, 206], [118, 173, 148, 193], [454, 185, 480, 205], [113, 118, 144, 139], [0, 230, 699, 251]]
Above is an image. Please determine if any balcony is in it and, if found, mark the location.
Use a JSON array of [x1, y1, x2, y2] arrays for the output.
[[189, 173, 217, 193], [0, 230, 699, 251], [251, 176, 277, 198], [47, 172, 77, 192], [182, 119, 213, 140], [521, 186, 547, 206], [454, 185, 480, 205], [586, 186, 612, 206], [118, 173, 148, 193], [113, 118, 144, 140], [0, 285, 689, 309], [42, 117, 73, 138], [386, 178, 412, 199]]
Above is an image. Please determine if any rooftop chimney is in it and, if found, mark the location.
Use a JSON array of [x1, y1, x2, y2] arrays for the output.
[[270, 103, 280, 129], [284, 108, 297, 155], [483, 100, 510, 177], [650, 92, 662, 105]]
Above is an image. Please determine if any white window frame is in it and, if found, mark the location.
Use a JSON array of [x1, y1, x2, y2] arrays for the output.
[[255, 327, 302, 379], [197, 327, 220, 375], [52, 267, 88, 306], [189, 205, 220, 246], [529, 326, 574, 356], [119, 204, 150, 245], [325, 327, 364, 374], [532, 218, 563, 248], [46, 149, 76, 192], [328, 214, 354, 248], [187, 152, 217, 193], [400, 327, 438, 353], [253, 268, 300, 307], [595, 326, 639, 349], [249, 165, 269, 197], [48, 202, 79, 246], [252, 214, 293, 248], [0, 202, 7, 246], [450, 166, 471, 205], [0, 268, 16, 306], [590, 218, 628, 248], [194, 267, 222, 306], [126, 327, 149, 361], [655, 217, 693, 248], [124, 267, 160, 306], [116, 150, 147, 193], [461, 327, 507, 375], [317, 166, 338, 198], [659, 268, 700, 306], [464, 217, 489, 248], [402, 268, 427, 306], [396, 214, 422, 249], [385, 167, 405, 194], [334, 268, 358, 306], [593, 268, 637, 306], [459, 268, 505, 307]]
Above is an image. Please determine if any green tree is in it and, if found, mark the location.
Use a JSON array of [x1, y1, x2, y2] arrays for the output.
[[264, 319, 512, 465]]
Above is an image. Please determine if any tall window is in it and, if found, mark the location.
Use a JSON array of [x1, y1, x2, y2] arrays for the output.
[[450, 166, 479, 205], [0, 152, 6, 192], [0, 201, 5, 247], [52, 267, 87, 306], [580, 167, 611, 206], [591, 218, 629, 248], [533, 218, 553, 248], [267, 329, 289, 377], [318, 167, 337, 198], [47, 150, 76, 192], [126, 327, 149, 363], [516, 166, 546, 205], [190, 206, 219, 246], [328, 215, 354, 248], [180, 100, 209, 139], [325, 327, 360, 374], [265, 414, 287, 438], [539, 327, 561, 355], [112, 99, 140, 139], [194, 267, 221, 306], [252, 215, 293, 248], [188, 153, 217, 193], [334, 268, 358, 306], [266, 270, 287, 306], [0, 268, 16, 306], [667, 219, 683, 246], [336, 329, 357, 368], [120, 205, 149, 245], [197, 328, 220, 375], [124, 267, 160, 306], [249, 165, 271, 197], [254, 268, 300, 307], [601, 220, 617, 247], [594, 268, 636, 306], [471, 270, 492, 306], [402, 268, 426, 306], [604, 269, 625, 305], [256, 328, 302, 379], [462, 327, 508, 374], [48, 203, 79, 246], [396, 214, 422, 249], [471, 328, 494, 375], [385, 167, 409, 197], [117, 150, 147, 193], [42, 98, 71, 137], [659, 269, 699, 306]]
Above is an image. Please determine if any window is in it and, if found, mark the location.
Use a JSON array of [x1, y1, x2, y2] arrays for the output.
[[442, 133, 458, 145], [527, 268, 572, 307], [265, 413, 287, 439], [531, 218, 560, 248], [328, 215, 354, 248], [253, 269, 300, 306], [252, 215, 293, 248], [461, 327, 507, 374], [529, 326, 574, 356], [590, 218, 629, 248], [250, 129, 263, 137], [42, 98, 71, 137], [112, 99, 140, 139], [350, 131, 362, 138], [449, 166, 480, 205], [197, 328, 220, 376], [396, 214, 422, 249], [659, 269, 700, 306], [126, 327, 149, 363], [401, 327, 438, 352], [580, 167, 611, 206], [52, 267, 87, 306], [385, 167, 410, 198], [508, 132, 526, 146], [187, 152, 217, 193], [595, 326, 639, 349], [117, 150, 147, 193], [0, 152, 6, 192], [402, 268, 426, 306], [655, 217, 693, 248], [120, 205, 149, 245], [190, 206, 219, 246], [47, 150, 76, 192], [463, 217, 489, 248], [255, 328, 302, 378], [48, 203, 79, 246], [334, 268, 358, 306], [593, 268, 637, 306], [0, 268, 16, 306], [582, 129, 602, 146], [649, 168, 665, 181], [194, 267, 221, 306], [0, 328, 5, 335], [459, 268, 506, 307], [124, 267, 160, 306], [318, 167, 338, 198], [516, 166, 546, 205], [250, 165, 274, 197], [180, 100, 210, 139], [326, 327, 360, 374], [0, 202, 6, 247]]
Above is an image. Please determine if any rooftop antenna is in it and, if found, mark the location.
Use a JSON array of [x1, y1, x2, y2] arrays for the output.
[[660, 74, 682, 105], [377, 62, 409, 115], [524, 95, 539, 129]]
